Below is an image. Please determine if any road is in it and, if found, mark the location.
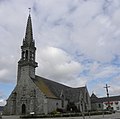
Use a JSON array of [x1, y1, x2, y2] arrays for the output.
[[1, 112, 120, 119]]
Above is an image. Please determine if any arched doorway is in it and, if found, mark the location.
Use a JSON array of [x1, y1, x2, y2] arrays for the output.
[[22, 104, 26, 114]]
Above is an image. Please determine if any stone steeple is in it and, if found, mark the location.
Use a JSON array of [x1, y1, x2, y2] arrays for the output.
[[24, 14, 33, 46], [22, 13, 35, 49], [17, 13, 38, 82]]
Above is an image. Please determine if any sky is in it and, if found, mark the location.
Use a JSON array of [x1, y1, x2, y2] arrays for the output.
[[0, 0, 120, 106]]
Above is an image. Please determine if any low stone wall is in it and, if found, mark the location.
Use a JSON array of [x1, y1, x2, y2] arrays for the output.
[[20, 111, 112, 118]]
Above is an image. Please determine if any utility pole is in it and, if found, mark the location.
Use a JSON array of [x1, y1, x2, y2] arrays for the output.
[[104, 84, 110, 110], [79, 93, 85, 119]]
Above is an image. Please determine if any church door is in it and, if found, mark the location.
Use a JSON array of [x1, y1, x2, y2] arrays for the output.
[[22, 104, 26, 114]]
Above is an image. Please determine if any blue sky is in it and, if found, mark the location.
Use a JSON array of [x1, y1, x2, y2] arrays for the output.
[[1, 0, 120, 106]]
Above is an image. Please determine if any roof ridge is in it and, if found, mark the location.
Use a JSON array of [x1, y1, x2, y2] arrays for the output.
[[35, 75, 72, 88], [35, 75, 86, 89]]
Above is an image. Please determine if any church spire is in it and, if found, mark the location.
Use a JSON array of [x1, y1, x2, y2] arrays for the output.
[[17, 12, 38, 81], [24, 13, 33, 45]]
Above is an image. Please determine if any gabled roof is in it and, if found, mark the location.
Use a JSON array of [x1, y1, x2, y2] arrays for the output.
[[91, 93, 98, 99], [99, 96, 120, 102], [32, 75, 87, 102], [91, 94, 120, 103]]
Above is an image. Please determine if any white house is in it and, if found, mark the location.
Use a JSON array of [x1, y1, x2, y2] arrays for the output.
[[91, 93, 120, 111]]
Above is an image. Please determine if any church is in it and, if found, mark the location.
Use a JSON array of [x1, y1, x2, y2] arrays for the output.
[[3, 13, 91, 115]]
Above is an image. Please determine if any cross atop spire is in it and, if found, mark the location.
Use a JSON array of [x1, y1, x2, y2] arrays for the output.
[[28, 8, 31, 14]]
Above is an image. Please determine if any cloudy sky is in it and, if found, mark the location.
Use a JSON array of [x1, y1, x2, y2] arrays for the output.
[[1, 0, 120, 106]]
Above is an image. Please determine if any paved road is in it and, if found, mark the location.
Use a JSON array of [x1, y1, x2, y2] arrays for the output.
[[1, 113, 120, 119]]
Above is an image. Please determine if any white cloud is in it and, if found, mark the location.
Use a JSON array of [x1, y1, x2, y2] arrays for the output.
[[0, 56, 17, 83], [0, 99, 6, 106], [0, 69, 8, 78], [109, 76, 120, 96], [37, 46, 82, 85], [0, 0, 120, 102]]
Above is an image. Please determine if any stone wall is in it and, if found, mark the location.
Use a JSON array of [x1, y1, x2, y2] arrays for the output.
[[4, 74, 46, 115], [47, 98, 61, 113]]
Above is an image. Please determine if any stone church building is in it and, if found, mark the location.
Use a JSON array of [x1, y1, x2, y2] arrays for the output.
[[3, 14, 91, 115]]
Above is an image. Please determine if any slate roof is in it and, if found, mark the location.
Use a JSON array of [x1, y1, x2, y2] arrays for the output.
[[33, 75, 87, 102], [91, 93, 120, 103]]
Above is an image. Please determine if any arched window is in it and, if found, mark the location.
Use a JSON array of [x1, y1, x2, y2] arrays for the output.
[[30, 51, 32, 60], [30, 51, 34, 61], [25, 50, 28, 60], [22, 51, 25, 60], [32, 53, 34, 60], [22, 104, 26, 114]]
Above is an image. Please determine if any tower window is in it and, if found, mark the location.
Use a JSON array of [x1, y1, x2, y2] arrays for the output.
[[22, 51, 25, 60], [32, 53, 34, 60], [30, 51, 32, 60], [25, 50, 28, 60], [30, 51, 34, 60]]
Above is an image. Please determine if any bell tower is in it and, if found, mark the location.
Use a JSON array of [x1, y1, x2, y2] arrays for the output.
[[17, 13, 38, 82]]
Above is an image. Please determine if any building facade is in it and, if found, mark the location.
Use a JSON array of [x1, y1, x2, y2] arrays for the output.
[[3, 14, 91, 115], [91, 93, 120, 111]]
